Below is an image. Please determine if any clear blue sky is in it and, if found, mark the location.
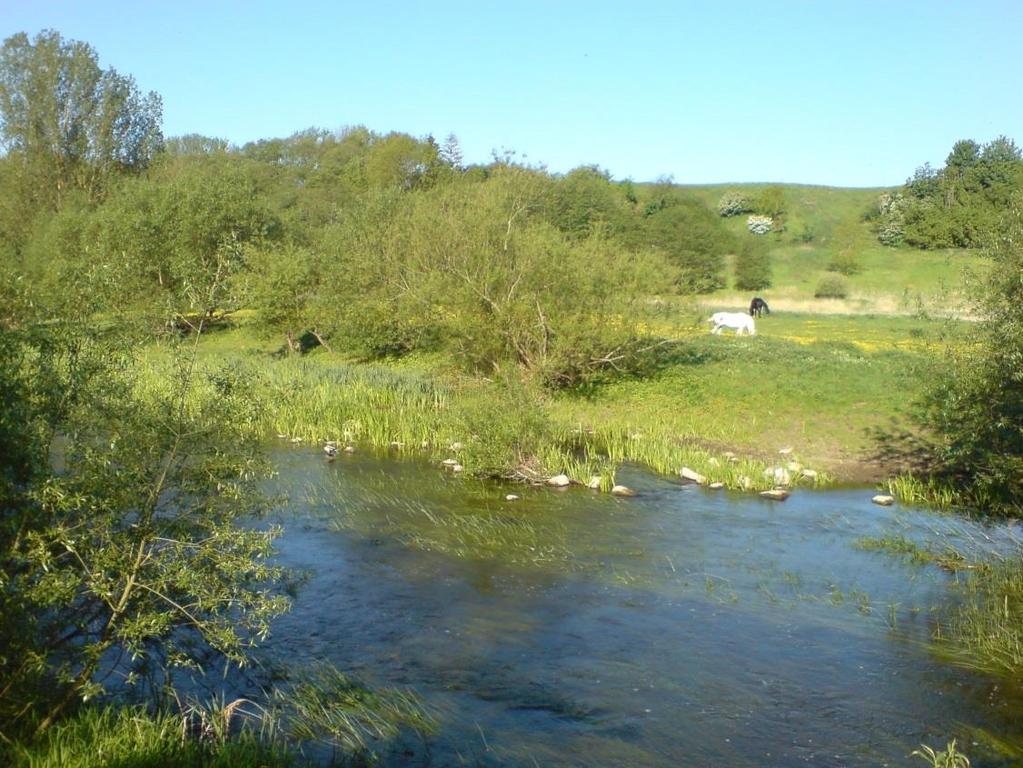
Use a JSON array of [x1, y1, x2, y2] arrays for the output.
[[2, 0, 1020, 186]]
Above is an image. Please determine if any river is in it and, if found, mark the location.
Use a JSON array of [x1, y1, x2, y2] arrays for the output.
[[256, 448, 1023, 767]]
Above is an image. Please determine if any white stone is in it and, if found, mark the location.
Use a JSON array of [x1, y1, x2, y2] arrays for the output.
[[778, 446, 793, 455], [343, 445, 355, 453], [547, 474, 571, 487], [450, 442, 463, 451], [680, 467, 707, 485], [452, 464, 463, 473], [505, 494, 520, 501], [760, 489, 790, 501], [872, 494, 896, 506], [708, 482, 725, 490], [587, 476, 602, 489], [611, 485, 636, 496], [441, 458, 459, 466], [801, 468, 818, 480]]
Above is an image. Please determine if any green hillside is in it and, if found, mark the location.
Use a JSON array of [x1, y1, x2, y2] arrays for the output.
[[679, 183, 983, 314]]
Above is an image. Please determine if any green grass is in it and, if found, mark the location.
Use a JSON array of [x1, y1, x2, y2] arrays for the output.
[[151, 306, 962, 487], [679, 183, 987, 313], [8, 705, 300, 768]]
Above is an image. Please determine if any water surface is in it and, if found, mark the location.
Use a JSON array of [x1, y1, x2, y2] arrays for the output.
[[261, 448, 1023, 767]]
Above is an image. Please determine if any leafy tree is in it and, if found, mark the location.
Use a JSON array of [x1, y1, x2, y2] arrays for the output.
[[733, 237, 772, 290], [0, 30, 162, 211], [84, 155, 281, 325], [545, 165, 626, 237], [364, 132, 440, 191], [243, 243, 331, 352], [916, 195, 1023, 513], [0, 263, 288, 737], [881, 137, 1023, 249], [755, 185, 786, 218]]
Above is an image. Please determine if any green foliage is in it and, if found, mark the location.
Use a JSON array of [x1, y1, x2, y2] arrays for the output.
[[545, 165, 627, 237], [7, 705, 301, 768], [813, 273, 850, 298], [627, 189, 731, 292], [912, 740, 971, 768], [0, 30, 162, 213], [915, 195, 1023, 514], [733, 237, 772, 290], [754, 185, 786, 218], [716, 189, 750, 217], [881, 136, 1023, 249], [0, 259, 288, 737]]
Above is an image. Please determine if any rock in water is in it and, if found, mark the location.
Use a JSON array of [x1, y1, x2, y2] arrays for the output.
[[760, 489, 790, 501], [547, 474, 571, 487], [680, 467, 707, 485], [708, 482, 724, 490], [611, 485, 636, 496], [872, 494, 895, 506]]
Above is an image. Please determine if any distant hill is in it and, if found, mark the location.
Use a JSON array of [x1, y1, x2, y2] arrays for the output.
[[676, 183, 983, 314]]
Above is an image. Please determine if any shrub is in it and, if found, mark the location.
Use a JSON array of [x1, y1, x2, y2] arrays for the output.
[[746, 215, 773, 235], [877, 192, 907, 246], [717, 190, 750, 217], [814, 273, 850, 298], [733, 238, 772, 290], [827, 250, 862, 275]]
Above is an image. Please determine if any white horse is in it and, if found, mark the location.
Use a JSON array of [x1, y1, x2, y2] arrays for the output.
[[709, 311, 756, 336]]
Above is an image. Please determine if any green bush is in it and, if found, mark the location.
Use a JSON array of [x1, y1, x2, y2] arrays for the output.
[[813, 274, 850, 298], [733, 238, 772, 290], [827, 249, 862, 275], [716, 190, 750, 217]]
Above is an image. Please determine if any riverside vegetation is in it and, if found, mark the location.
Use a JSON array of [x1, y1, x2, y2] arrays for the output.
[[2, 28, 1023, 766]]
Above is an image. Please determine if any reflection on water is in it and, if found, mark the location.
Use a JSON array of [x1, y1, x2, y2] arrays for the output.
[[259, 448, 1023, 767]]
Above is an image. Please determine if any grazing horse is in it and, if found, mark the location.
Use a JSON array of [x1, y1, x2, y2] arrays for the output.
[[710, 311, 756, 336], [749, 297, 770, 317]]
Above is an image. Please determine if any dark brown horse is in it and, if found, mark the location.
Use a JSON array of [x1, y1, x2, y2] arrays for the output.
[[749, 297, 770, 317]]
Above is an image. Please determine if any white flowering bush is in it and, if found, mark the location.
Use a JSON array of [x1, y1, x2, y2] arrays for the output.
[[717, 190, 750, 217], [747, 215, 773, 235], [877, 192, 907, 246]]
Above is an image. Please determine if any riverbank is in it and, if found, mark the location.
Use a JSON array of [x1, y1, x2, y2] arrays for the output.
[[174, 309, 955, 491]]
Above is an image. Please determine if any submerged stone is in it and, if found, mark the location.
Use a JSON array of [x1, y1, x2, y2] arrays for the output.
[[611, 485, 636, 496], [760, 489, 790, 501]]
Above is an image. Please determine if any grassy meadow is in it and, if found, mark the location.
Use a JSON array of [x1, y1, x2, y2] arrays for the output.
[[182, 302, 955, 490], [177, 184, 978, 490], [684, 183, 984, 315]]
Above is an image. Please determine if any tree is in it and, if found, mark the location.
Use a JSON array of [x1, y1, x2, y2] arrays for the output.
[[0, 30, 163, 210], [0, 263, 288, 737], [916, 194, 1023, 513], [755, 185, 786, 218], [439, 132, 464, 170], [733, 237, 772, 290]]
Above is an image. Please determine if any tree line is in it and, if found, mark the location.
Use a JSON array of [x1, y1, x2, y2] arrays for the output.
[[874, 135, 1023, 249]]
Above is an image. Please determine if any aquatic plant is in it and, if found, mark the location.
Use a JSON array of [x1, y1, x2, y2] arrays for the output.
[[884, 473, 959, 509], [911, 739, 970, 768]]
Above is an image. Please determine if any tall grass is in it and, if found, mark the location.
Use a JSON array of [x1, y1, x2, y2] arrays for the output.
[[10, 705, 299, 768], [885, 473, 960, 509]]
